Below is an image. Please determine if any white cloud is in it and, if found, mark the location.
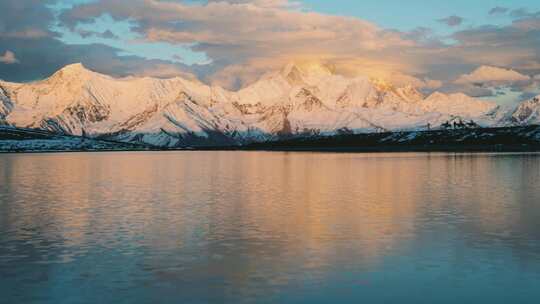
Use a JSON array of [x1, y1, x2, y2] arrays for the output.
[[11, 0, 535, 95], [60, 0, 419, 88], [455, 66, 530, 85], [0, 50, 19, 64], [130, 64, 197, 80]]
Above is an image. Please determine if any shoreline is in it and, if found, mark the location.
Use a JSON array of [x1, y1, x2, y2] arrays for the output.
[[2, 125, 540, 154], [2, 144, 540, 154]]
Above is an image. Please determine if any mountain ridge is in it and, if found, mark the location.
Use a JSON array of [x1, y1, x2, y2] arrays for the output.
[[1, 62, 538, 147]]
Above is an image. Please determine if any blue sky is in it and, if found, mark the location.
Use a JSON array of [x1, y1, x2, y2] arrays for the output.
[[48, 1, 211, 65], [55, 14, 211, 65], [53, 0, 540, 66], [302, 0, 540, 30]]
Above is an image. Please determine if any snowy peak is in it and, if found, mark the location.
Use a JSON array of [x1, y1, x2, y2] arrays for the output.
[[296, 61, 333, 78], [425, 92, 477, 103], [370, 78, 394, 92], [282, 61, 333, 77], [422, 92, 497, 117], [59, 62, 87, 72], [510, 95, 540, 125], [290, 87, 325, 112], [38, 63, 106, 93], [0, 62, 524, 147], [395, 85, 424, 103], [48, 63, 96, 80], [281, 64, 305, 86], [280, 61, 334, 85]]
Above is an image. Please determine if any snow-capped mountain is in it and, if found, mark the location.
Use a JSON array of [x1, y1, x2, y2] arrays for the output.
[[507, 95, 540, 125], [0, 82, 13, 124], [0, 62, 514, 147]]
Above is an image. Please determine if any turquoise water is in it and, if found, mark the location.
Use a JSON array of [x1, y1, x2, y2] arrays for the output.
[[1, 152, 540, 303]]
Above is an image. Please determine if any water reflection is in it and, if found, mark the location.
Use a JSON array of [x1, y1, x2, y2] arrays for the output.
[[1, 152, 540, 303]]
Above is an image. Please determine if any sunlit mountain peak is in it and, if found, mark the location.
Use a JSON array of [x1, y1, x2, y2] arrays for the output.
[[282, 60, 334, 78]]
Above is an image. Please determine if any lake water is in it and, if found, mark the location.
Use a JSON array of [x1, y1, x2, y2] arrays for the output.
[[1, 152, 540, 304]]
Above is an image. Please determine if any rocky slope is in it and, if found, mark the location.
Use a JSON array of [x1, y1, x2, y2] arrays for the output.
[[507, 95, 540, 125], [0, 62, 520, 147]]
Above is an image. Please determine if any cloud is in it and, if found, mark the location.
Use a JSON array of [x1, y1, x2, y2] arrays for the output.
[[0, 0, 539, 105], [0, 33, 202, 82], [451, 65, 539, 100], [0, 50, 19, 64], [0, 29, 50, 39], [441, 14, 540, 80], [59, 0, 420, 88], [489, 7, 509, 15], [60, 0, 410, 55], [58, 0, 540, 92], [437, 15, 464, 27], [509, 8, 540, 19], [457, 86, 497, 98], [128, 63, 198, 80], [455, 66, 530, 86], [77, 29, 119, 39], [518, 91, 539, 100], [206, 0, 301, 9], [0, 0, 57, 39], [0, 0, 200, 83]]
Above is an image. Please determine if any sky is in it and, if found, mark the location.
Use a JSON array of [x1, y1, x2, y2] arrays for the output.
[[1, 0, 540, 104], [303, 0, 540, 29]]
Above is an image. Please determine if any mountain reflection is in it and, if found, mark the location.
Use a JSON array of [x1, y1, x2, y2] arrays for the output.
[[1, 152, 540, 303]]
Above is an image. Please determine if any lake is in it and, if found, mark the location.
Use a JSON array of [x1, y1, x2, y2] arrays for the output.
[[1, 152, 540, 303]]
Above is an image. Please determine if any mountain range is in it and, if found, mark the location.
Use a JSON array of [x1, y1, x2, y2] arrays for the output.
[[1, 62, 539, 147]]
